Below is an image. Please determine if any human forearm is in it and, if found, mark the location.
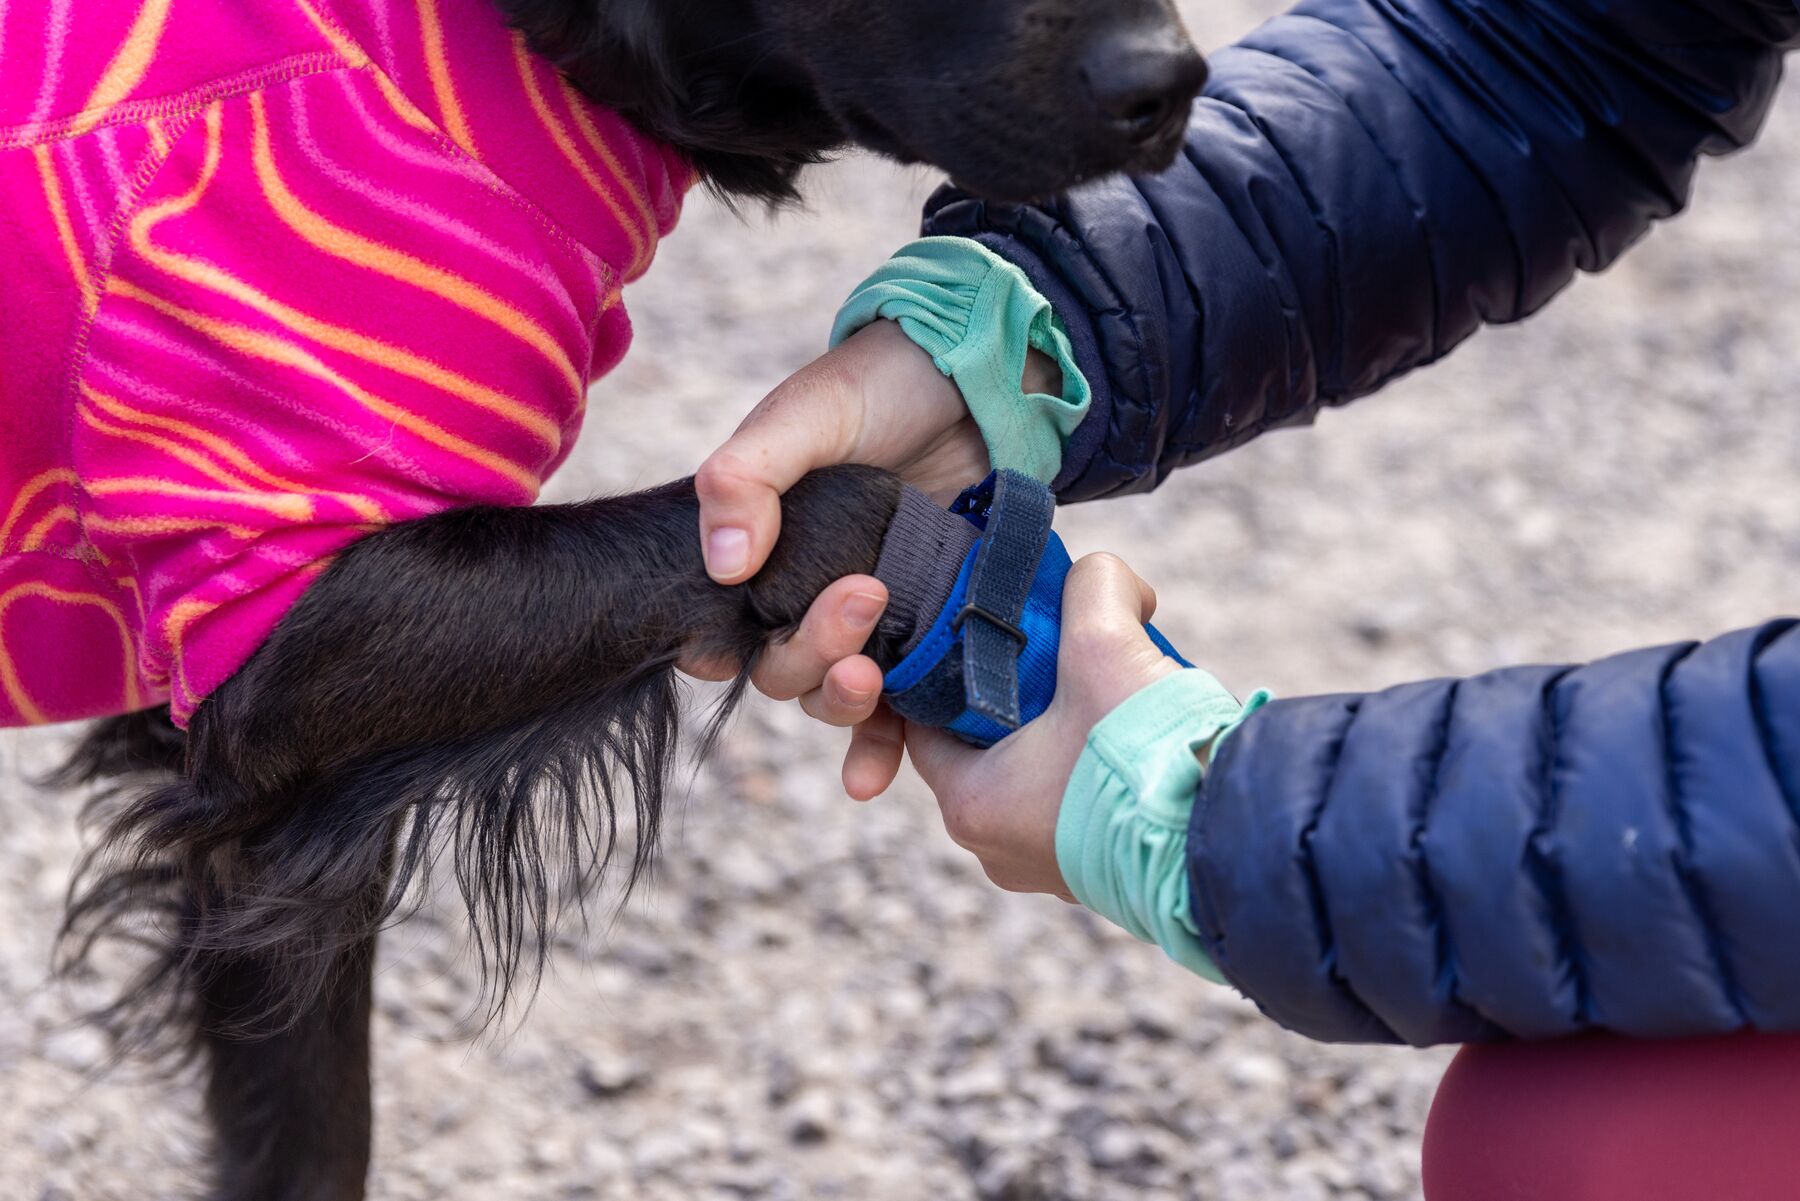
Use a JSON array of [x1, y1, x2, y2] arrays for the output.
[[925, 0, 1797, 499], [1191, 621, 1800, 1044]]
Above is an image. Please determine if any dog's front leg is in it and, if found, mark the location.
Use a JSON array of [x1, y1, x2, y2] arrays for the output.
[[57, 712, 381, 1200], [197, 881, 384, 1201], [66, 466, 903, 1191]]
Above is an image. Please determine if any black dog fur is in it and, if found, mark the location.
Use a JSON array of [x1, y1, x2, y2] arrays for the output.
[[44, 0, 1205, 1196], [59, 467, 906, 1199], [496, 0, 1204, 203]]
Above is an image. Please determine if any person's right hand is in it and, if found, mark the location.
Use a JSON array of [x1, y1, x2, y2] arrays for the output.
[[906, 553, 1181, 899], [688, 320, 992, 796]]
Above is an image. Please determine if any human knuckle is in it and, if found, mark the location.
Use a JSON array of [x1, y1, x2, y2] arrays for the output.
[[694, 454, 752, 503], [1073, 552, 1126, 582], [752, 661, 806, 701], [770, 679, 811, 704], [944, 799, 989, 849], [806, 598, 858, 647], [941, 801, 977, 847]]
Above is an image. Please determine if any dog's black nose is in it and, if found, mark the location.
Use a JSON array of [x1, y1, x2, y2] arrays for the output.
[[1080, 35, 1208, 143]]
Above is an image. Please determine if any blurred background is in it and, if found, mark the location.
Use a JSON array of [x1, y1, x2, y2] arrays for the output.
[[5, 0, 1800, 1196]]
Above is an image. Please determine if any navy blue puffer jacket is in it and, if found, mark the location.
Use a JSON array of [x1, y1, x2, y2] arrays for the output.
[[924, 0, 1800, 1043]]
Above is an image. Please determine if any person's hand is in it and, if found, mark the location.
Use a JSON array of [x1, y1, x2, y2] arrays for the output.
[[688, 321, 986, 796], [698, 321, 992, 583], [906, 553, 1182, 899], [690, 320, 1066, 797]]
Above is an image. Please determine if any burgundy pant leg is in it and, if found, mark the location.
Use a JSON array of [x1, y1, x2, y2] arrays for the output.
[[1422, 1032, 1800, 1201]]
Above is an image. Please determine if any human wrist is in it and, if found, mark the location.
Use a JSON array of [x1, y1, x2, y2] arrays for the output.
[[844, 318, 969, 429], [831, 237, 1090, 485], [1055, 670, 1272, 981]]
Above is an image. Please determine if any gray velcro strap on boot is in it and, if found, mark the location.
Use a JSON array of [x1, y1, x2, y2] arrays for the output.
[[955, 470, 1054, 728]]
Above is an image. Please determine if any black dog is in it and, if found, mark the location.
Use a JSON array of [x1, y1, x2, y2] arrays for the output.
[[50, 2, 1206, 1197], [499, 0, 1209, 202]]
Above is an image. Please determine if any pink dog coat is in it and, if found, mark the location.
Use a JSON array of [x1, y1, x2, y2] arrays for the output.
[[1, 0, 691, 726]]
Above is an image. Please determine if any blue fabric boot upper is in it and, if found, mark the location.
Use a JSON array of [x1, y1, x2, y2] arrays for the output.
[[877, 471, 1186, 747]]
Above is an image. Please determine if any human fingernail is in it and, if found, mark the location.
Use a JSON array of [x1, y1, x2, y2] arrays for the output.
[[707, 527, 749, 579], [843, 592, 885, 628]]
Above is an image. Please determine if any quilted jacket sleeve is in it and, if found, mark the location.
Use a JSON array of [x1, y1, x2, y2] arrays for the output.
[[922, 0, 1798, 500], [1189, 623, 1800, 1044]]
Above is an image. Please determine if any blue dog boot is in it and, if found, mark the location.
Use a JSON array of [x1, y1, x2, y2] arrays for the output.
[[869, 471, 1188, 747]]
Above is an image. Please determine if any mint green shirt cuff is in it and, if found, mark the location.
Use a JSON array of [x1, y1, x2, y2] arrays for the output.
[[830, 236, 1091, 485], [1056, 670, 1273, 983]]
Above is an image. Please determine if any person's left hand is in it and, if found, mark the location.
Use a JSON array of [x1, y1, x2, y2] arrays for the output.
[[681, 321, 990, 797], [904, 552, 1184, 899], [688, 321, 1067, 802]]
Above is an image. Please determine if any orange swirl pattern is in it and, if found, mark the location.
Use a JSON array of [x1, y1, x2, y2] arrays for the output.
[[0, 0, 694, 727]]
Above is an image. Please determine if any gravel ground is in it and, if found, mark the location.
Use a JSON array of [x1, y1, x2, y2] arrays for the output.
[[6, 4, 1800, 1197]]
